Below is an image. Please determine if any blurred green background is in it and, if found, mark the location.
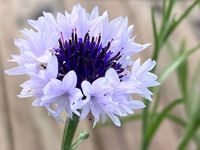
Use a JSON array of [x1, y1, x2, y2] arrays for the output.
[[0, 0, 200, 150]]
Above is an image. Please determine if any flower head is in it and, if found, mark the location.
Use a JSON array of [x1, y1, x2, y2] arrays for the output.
[[5, 4, 159, 126]]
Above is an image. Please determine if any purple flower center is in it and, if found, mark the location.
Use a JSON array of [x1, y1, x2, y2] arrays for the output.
[[54, 31, 124, 87]]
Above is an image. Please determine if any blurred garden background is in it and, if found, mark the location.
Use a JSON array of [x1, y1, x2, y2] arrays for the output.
[[0, 0, 200, 150]]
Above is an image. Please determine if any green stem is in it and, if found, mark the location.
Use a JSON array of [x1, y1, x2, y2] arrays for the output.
[[141, 9, 159, 146], [141, 101, 150, 150], [62, 114, 80, 150], [71, 139, 82, 150], [142, 9, 159, 144], [71, 131, 89, 150]]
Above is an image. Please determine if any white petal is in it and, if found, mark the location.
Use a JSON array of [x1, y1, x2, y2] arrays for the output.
[[32, 99, 41, 106], [80, 105, 90, 119], [45, 106, 65, 123], [105, 68, 120, 86], [69, 88, 83, 102], [107, 113, 121, 127], [5, 66, 26, 75], [93, 119, 98, 128], [131, 59, 141, 73], [43, 79, 64, 100], [62, 71, 77, 91], [129, 100, 145, 109], [56, 100, 66, 114], [81, 80, 92, 96], [90, 6, 99, 20], [125, 42, 151, 55], [115, 81, 141, 94], [41, 95, 64, 106], [43, 12, 57, 29], [92, 77, 113, 96], [18, 87, 33, 98], [90, 102, 100, 121], [46, 55, 58, 78]]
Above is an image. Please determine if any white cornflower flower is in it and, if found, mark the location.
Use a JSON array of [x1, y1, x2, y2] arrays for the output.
[[5, 4, 159, 126]]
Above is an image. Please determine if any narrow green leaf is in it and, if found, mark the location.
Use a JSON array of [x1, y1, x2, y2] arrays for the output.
[[167, 114, 200, 149], [187, 61, 200, 117], [166, 40, 176, 58], [146, 99, 183, 142], [159, 44, 200, 83], [159, 54, 185, 82], [177, 105, 200, 150], [163, 0, 200, 43], [167, 114, 186, 127], [152, 44, 200, 119], [159, 0, 175, 38], [177, 40, 188, 96], [151, 8, 158, 55]]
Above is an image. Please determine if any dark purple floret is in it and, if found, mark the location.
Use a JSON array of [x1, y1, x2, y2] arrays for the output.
[[54, 31, 124, 87]]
